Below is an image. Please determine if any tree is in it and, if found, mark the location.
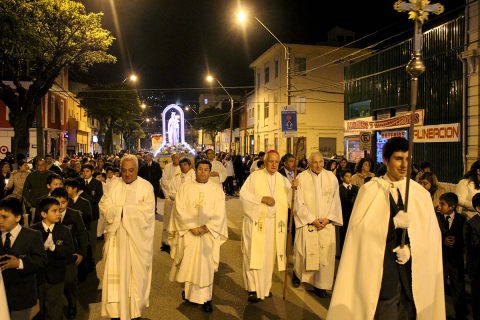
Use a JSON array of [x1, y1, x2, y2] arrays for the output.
[[116, 119, 145, 152], [0, 0, 115, 157], [80, 84, 142, 154]]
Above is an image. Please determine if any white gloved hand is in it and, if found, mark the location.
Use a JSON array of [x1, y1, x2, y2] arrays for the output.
[[44, 233, 55, 251], [393, 210, 409, 229], [393, 245, 411, 265]]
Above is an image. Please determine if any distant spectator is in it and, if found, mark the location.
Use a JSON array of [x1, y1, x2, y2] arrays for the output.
[[419, 171, 445, 210], [351, 158, 375, 188], [5, 159, 30, 200], [455, 160, 480, 218]]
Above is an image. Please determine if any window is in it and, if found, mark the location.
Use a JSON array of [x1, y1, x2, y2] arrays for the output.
[[348, 100, 371, 119], [273, 93, 278, 124], [60, 100, 64, 125], [274, 136, 279, 151], [294, 57, 306, 76], [50, 96, 56, 123], [257, 72, 261, 89], [264, 64, 270, 84], [274, 60, 279, 78], [257, 105, 260, 119], [5, 106, 9, 121], [264, 138, 269, 150], [296, 96, 306, 114], [319, 137, 336, 157], [264, 101, 269, 120]]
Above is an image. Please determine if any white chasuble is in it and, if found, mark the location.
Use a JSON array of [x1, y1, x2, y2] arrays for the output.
[[169, 180, 228, 303], [327, 177, 445, 320], [294, 169, 342, 289], [99, 177, 155, 320], [240, 169, 290, 299], [209, 159, 227, 184], [0, 271, 9, 320]]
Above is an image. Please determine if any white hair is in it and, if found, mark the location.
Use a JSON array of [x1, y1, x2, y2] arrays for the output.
[[308, 151, 323, 163], [120, 154, 138, 169]]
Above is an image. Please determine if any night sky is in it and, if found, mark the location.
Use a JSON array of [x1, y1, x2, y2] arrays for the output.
[[79, 0, 464, 93]]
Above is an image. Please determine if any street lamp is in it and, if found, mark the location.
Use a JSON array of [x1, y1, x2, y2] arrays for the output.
[[236, 10, 291, 106], [141, 103, 146, 109], [185, 106, 198, 115], [121, 73, 138, 85], [206, 74, 234, 153]]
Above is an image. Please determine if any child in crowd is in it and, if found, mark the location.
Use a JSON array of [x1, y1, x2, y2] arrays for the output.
[[31, 197, 74, 320], [466, 193, 480, 320], [436, 192, 467, 319]]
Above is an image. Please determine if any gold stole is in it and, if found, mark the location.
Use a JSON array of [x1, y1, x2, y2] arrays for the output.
[[250, 170, 288, 271]]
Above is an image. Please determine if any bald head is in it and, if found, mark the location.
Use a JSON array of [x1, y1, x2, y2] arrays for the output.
[[308, 152, 324, 174]]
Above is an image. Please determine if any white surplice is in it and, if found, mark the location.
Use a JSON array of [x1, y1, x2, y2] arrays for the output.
[[160, 162, 181, 244], [294, 169, 343, 290], [169, 180, 228, 304], [208, 159, 227, 184], [240, 169, 291, 300], [0, 272, 9, 320], [327, 177, 445, 320], [99, 177, 156, 320]]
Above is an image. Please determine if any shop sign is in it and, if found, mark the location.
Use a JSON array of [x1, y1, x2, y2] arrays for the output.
[[359, 132, 371, 150], [344, 110, 424, 132], [413, 123, 460, 143]]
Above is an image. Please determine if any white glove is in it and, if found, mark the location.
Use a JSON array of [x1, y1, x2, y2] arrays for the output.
[[393, 210, 409, 229], [393, 245, 411, 265], [44, 233, 55, 251]]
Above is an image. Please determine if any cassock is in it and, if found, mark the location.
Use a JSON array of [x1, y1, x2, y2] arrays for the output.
[[0, 272, 9, 320], [294, 169, 342, 290], [240, 169, 291, 300], [99, 177, 155, 320], [167, 169, 196, 201], [169, 180, 228, 304], [327, 177, 445, 320], [160, 162, 181, 244], [208, 160, 227, 185]]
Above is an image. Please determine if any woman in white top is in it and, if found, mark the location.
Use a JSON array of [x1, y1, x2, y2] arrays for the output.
[[456, 160, 480, 218]]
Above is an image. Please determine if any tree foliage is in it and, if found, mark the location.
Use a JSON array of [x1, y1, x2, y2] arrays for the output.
[[79, 84, 142, 154], [0, 0, 115, 156]]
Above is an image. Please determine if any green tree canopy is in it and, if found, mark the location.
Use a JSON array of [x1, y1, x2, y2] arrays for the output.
[[0, 0, 115, 156]]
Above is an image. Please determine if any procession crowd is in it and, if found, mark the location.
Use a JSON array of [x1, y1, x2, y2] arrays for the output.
[[0, 137, 479, 320]]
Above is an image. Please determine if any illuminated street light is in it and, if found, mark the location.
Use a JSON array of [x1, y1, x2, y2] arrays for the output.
[[206, 74, 234, 153], [235, 10, 291, 106], [122, 73, 139, 85], [141, 103, 146, 109]]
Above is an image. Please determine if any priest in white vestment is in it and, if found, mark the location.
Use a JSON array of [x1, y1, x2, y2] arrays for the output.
[[99, 155, 156, 320], [293, 152, 342, 297], [160, 153, 181, 249], [169, 160, 228, 313], [205, 149, 227, 185], [327, 137, 445, 320], [240, 150, 295, 302]]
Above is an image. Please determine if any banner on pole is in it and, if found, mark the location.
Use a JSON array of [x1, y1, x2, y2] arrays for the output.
[[281, 105, 297, 138]]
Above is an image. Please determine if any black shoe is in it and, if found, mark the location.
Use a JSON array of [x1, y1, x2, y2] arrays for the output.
[[314, 288, 328, 298], [203, 301, 213, 313], [160, 244, 170, 254], [292, 271, 301, 288], [66, 305, 77, 319], [247, 291, 260, 303]]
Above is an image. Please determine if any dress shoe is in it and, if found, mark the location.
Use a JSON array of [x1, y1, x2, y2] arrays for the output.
[[291, 271, 301, 288], [66, 305, 77, 319], [247, 291, 260, 303], [314, 288, 328, 298], [203, 301, 213, 313]]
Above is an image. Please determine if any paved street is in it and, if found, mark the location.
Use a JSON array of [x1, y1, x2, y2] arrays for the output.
[[72, 197, 329, 320]]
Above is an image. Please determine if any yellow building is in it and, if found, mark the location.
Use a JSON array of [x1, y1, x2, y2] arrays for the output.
[[250, 43, 360, 157]]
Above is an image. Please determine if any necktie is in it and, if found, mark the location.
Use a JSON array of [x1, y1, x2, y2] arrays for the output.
[[445, 215, 451, 228], [4, 232, 11, 252], [347, 185, 351, 190], [85, 179, 89, 186]]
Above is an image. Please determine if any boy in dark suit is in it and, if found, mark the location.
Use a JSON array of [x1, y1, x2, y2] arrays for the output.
[[466, 193, 480, 320], [81, 164, 103, 271], [31, 197, 74, 320], [338, 170, 358, 252], [437, 192, 467, 319], [51, 187, 88, 319], [0, 197, 47, 320]]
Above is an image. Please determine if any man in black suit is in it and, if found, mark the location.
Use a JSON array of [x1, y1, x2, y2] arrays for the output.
[[278, 153, 297, 249], [436, 192, 467, 320], [466, 194, 480, 320], [82, 164, 103, 269], [31, 197, 75, 320], [139, 152, 163, 207], [0, 197, 47, 320], [338, 170, 358, 251], [51, 187, 88, 319]]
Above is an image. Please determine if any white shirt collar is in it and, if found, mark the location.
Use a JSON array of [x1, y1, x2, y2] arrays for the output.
[[343, 182, 352, 188], [41, 221, 55, 233], [2, 223, 22, 239]]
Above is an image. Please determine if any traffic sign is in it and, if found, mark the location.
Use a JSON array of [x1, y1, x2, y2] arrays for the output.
[[360, 132, 372, 150], [281, 105, 297, 138]]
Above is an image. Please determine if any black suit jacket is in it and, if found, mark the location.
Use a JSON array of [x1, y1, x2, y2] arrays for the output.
[[68, 195, 92, 228], [339, 184, 359, 228], [139, 161, 162, 196], [84, 179, 103, 221], [0, 227, 47, 311], [30, 222, 74, 284], [61, 207, 89, 262], [437, 212, 466, 270], [464, 214, 480, 277]]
